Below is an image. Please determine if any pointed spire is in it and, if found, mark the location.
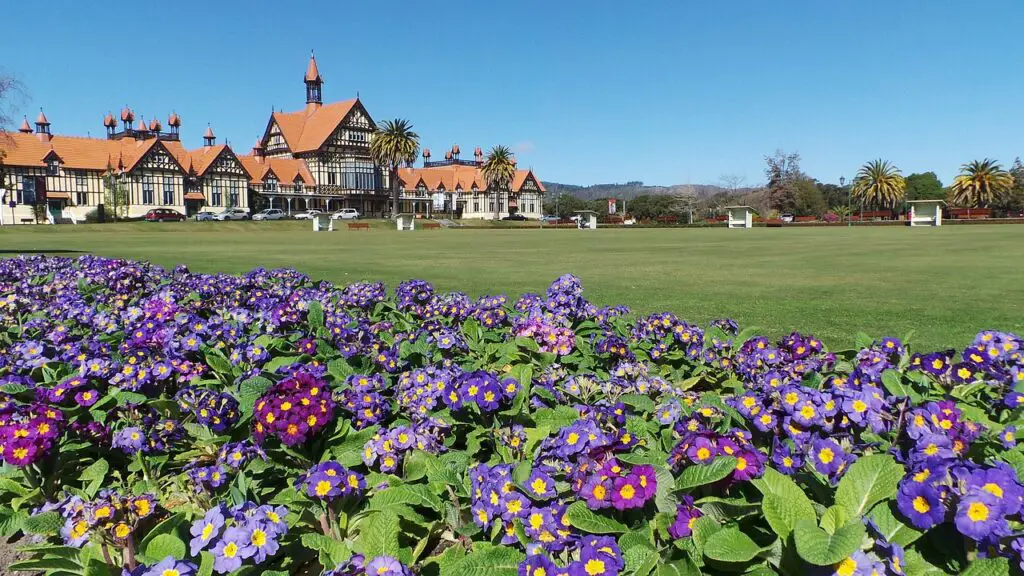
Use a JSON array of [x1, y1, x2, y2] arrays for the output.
[[35, 108, 49, 126], [203, 124, 216, 146], [204, 125, 215, 139], [305, 50, 322, 82], [19, 116, 32, 133]]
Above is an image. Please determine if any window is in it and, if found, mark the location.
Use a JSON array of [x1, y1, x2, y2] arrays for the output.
[[489, 196, 495, 212], [529, 201, 535, 213], [163, 177, 174, 205], [263, 177, 277, 194], [142, 175, 154, 204], [473, 199, 480, 212], [211, 180, 222, 206], [228, 181, 239, 208], [327, 172, 337, 186], [47, 159, 59, 176], [294, 181, 303, 193], [76, 192, 88, 205], [75, 171, 87, 188], [18, 177, 36, 204]]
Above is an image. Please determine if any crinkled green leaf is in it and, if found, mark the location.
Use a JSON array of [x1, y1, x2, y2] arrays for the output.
[[793, 519, 865, 566], [675, 457, 736, 491], [835, 454, 904, 517], [703, 526, 762, 563], [564, 501, 628, 534]]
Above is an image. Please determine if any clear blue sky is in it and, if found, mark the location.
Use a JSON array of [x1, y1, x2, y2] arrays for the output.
[[3, 0, 1022, 187]]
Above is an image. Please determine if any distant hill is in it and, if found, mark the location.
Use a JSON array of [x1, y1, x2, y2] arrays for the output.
[[541, 181, 749, 200]]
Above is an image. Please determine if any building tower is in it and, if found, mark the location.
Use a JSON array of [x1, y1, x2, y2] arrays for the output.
[[305, 51, 323, 108]]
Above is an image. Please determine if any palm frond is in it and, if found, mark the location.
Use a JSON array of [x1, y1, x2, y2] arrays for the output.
[[852, 159, 905, 209], [950, 158, 1014, 207]]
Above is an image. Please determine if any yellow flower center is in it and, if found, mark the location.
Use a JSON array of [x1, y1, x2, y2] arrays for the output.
[[818, 448, 834, 464], [619, 484, 635, 500], [584, 559, 606, 575], [967, 502, 989, 522], [983, 483, 1004, 499], [223, 542, 238, 558], [912, 496, 930, 513]]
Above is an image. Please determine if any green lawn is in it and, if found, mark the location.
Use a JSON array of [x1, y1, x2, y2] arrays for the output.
[[1, 221, 1021, 351]]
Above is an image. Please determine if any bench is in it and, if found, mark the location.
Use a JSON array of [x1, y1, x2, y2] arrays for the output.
[[603, 216, 624, 224], [794, 216, 817, 222], [949, 208, 991, 219], [422, 222, 441, 230], [19, 218, 35, 224], [347, 222, 370, 231]]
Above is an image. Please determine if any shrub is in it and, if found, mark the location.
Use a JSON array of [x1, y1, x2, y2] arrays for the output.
[[0, 255, 1021, 575]]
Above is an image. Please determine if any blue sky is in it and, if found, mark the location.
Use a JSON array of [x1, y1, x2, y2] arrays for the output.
[[3, 0, 1022, 187]]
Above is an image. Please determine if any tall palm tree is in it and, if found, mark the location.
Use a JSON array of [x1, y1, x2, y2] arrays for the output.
[[481, 145, 517, 220], [370, 119, 419, 218], [950, 159, 1014, 207], [852, 159, 905, 210]]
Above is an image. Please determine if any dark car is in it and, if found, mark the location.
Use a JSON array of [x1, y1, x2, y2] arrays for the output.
[[501, 214, 528, 221], [145, 208, 186, 222]]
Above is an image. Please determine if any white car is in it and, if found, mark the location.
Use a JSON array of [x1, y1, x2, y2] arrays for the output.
[[212, 208, 250, 221], [331, 208, 361, 220], [292, 210, 323, 220], [194, 211, 216, 222], [253, 208, 285, 221]]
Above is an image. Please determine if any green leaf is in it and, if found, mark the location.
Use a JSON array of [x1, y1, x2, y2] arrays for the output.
[[8, 558, 83, 572], [620, 393, 656, 413], [675, 457, 736, 491], [961, 557, 1010, 576], [22, 511, 64, 535], [703, 526, 761, 563], [203, 349, 235, 375], [0, 477, 30, 497], [869, 502, 923, 547], [238, 376, 273, 414], [301, 533, 351, 568], [112, 389, 148, 406], [442, 545, 525, 576], [835, 454, 904, 517], [754, 467, 816, 538], [564, 501, 629, 534], [855, 332, 873, 350], [881, 369, 921, 401], [656, 558, 702, 576], [360, 510, 402, 559], [307, 300, 325, 328], [819, 506, 849, 535], [144, 533, 186, 561], [78, 458, 109, 499], [0, 508, 28, 538], [368, 484, 443, 512], [263, 355, 302, 373], [793, 519, 866, 566], [690, 516, 721, 559], [198, 552, 214, 576], [327, 358, 356, 382]]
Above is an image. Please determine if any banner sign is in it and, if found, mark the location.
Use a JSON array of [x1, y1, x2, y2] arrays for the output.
[[431, 193, 445, 211], [608, 198, 617, 214]]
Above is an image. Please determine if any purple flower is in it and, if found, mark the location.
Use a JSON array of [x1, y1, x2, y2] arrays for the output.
[[955, 490, 1008, 541], [189, 506, 225, 556], [668, 497, 703, 539], [365, 556, 410, 576], [581, 476, 612, 510], [142, 557, 196, 576], [526, 470, 556, 500], [210, 526, 254, 574], [243, 522, 279, 563], [112, 427, 147, 455], [896, 482, 945, 530], [610, 476, 644, 511]]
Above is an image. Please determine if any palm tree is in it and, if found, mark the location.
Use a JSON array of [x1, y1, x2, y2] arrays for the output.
[[852, 160, 905, 210], [480, 146, 517, 220], [950, 159, 1014, 207], [370, 119, 419, 218]]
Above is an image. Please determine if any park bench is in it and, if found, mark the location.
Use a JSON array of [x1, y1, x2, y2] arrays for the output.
[[794, 216, 816, 222], [422, 222, 441, 230], [851, 211, 892, 221], [949, 208, 991, 219], [656, 216, 678, 224], [19, 218, 35, 224], [347, 222, 370, 231], [603, 216, 624, 224]]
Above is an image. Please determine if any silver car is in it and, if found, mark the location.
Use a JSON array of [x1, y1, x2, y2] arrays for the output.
[[330, 208, 361, 220], [292, 210, 323, 220], [194, 211, 216, 222], [213, 208, 250, 221], [253, 208, 285, 221]]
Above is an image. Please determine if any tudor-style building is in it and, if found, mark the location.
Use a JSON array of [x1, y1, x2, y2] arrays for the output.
[[0, 52, 544, 223], [239, 54, 385, 215], [0, 109, 251, 223]]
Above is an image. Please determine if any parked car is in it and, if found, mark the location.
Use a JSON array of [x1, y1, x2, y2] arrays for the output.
[[330, 208, 361, 220], [501, 214, 528, 221], [253, 208, 286, 221], [292, 210, 323, 220], [540, 215, 561, 223], [144, 208, 186, 222], [194, 211, 216, 222], [212, 208, 250, 221], [780, 213, 795, 223]]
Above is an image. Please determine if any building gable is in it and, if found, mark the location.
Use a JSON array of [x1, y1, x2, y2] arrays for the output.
[[133, 142, 185, 173], [204, 147, 250, 178], [262, 118, 291, 155]]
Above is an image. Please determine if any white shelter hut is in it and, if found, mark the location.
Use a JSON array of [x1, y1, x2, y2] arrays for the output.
[[907, 200, 945, 227], [724, 206, 754, 229], [573, 210, 598, 230]]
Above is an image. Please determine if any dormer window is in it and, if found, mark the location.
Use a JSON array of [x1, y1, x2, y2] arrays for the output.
[[264, 176, 278, 193], [294, 181, 303, 193], [47, 159, 60, 176]]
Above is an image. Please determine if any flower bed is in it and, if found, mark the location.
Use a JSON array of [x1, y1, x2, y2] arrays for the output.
[[0, 255, 1022, 576]]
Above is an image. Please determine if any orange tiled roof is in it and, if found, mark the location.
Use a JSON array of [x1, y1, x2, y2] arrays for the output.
[[270, 98, 358, 154], [397, 166, 545, 194], [237, 155, 315, 186], [305, 54, 321, 82], [0, 132, 254, 180]]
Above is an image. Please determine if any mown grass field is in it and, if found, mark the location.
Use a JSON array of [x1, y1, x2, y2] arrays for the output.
[[1, 220, 1021, 351]]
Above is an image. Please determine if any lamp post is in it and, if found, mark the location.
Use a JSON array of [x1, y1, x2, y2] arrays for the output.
[[841, 176, 851, 228]]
